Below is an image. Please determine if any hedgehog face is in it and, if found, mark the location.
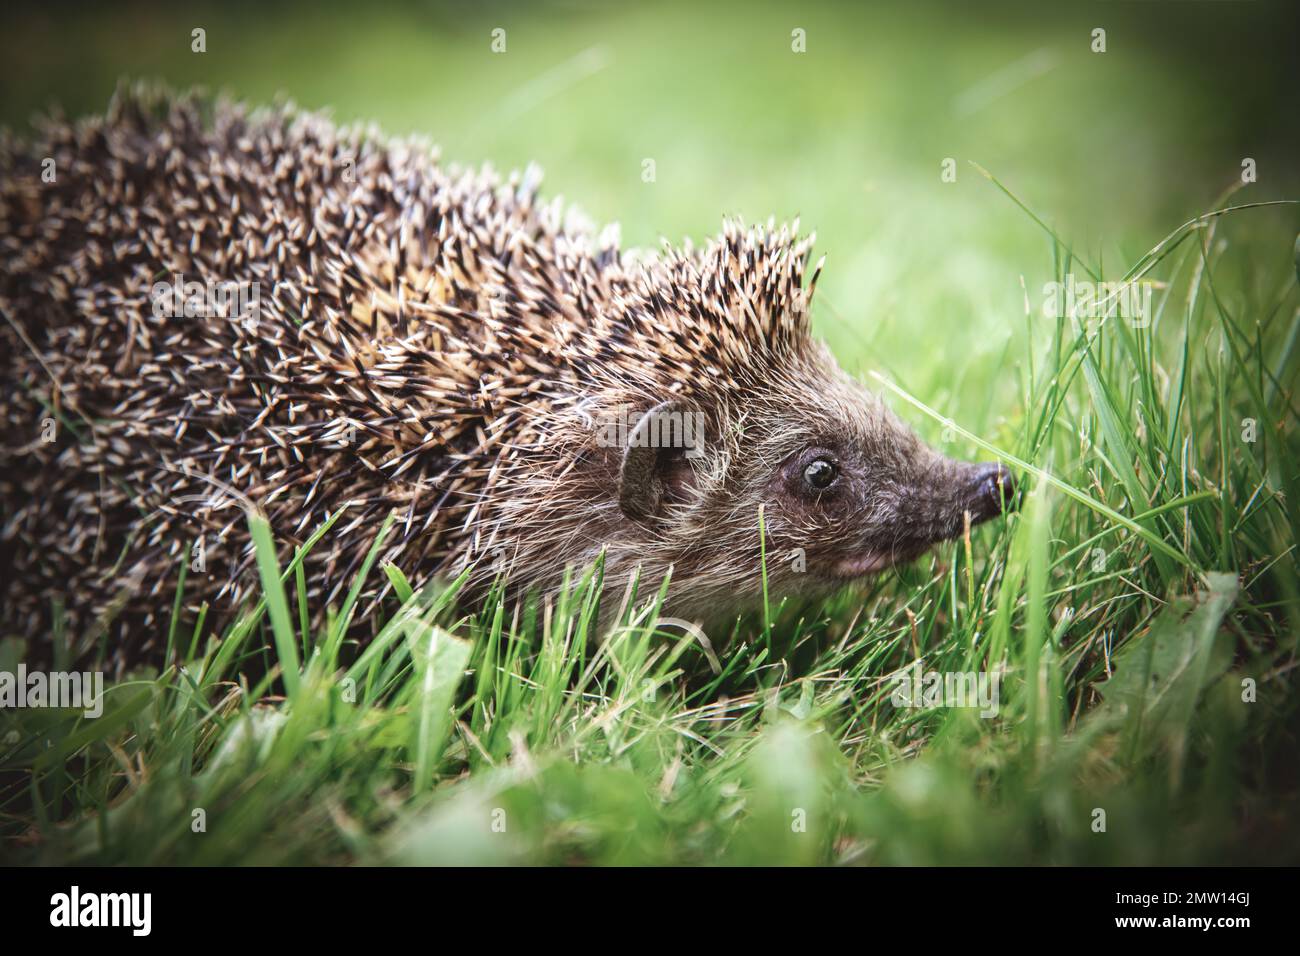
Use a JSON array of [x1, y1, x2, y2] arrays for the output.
[[612, 352, 1014, 618], [755, 380, 1017, 589]]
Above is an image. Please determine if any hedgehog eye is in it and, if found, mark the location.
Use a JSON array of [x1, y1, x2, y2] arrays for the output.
[[803, 458, 838, 490]]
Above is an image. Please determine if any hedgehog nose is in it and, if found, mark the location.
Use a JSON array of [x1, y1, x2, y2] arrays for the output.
[[970, 462, 1017, 518]]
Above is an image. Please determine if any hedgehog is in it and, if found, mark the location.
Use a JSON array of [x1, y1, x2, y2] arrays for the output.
[[0, 85, 1015, 673]]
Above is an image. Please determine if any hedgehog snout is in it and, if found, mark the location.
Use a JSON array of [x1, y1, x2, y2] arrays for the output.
[[963, 462, 1017, 522]]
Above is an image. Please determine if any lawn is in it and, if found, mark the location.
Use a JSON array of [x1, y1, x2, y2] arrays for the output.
[[1, 0, 1297, 865]]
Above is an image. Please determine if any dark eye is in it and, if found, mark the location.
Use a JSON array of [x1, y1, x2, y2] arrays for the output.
[[803, 458, 838, 490]]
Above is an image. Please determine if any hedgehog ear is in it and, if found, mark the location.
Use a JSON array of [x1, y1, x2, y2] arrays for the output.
[[619, 399, 696, 521]]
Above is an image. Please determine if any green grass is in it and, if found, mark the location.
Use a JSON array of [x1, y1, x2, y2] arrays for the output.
[[1, 0, 1298, 865]]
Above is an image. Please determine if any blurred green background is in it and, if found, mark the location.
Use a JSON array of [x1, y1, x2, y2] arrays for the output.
[[2, 0, 1296, 435]]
